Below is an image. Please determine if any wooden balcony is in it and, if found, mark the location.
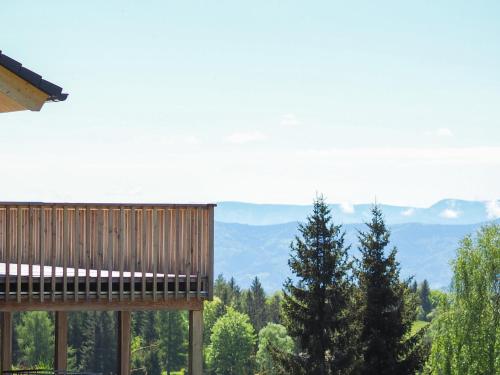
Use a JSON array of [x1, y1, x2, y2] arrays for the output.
[[0, 203, 215, 311]]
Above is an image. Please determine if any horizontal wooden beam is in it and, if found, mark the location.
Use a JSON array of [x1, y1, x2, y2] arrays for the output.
[[0, 298, 203, 312], [0, 65, 49, 112]]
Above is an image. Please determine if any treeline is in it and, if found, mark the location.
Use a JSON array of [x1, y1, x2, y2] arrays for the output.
[[8, 197, 499, 374]]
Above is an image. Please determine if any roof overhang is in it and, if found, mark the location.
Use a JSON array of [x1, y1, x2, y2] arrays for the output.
[[0, 50, 68, 113]]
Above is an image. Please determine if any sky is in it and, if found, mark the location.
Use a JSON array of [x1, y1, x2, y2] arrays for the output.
[[1, 1, 499, 207]]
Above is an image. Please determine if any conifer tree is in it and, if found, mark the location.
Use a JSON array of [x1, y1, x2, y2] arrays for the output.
[[279, 195, 359, 374], [419, 279, 432, 320], [357, 206, 427, 374], [244, 277, 268, 333], [157, 311, 188, 375]]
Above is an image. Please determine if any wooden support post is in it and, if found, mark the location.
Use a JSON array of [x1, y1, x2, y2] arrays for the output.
[[118, 311, 131, 375], [188, 309, 203, 375], [54, 311, 68, 371], [1, 312, 12, 372]]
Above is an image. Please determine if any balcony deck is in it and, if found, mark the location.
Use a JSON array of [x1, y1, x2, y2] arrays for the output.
[[0, 203, 215, 312]]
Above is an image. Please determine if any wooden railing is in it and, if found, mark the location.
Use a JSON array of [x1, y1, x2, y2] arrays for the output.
[[0, 203, 214, 304]]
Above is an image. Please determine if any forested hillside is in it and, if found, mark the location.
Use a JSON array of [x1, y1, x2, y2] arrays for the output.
[[215, 220, 493, 290]]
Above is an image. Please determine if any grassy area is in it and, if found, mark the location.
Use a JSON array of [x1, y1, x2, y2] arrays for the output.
[[163, 370, 185, 375], [411, 320, 430, 336]]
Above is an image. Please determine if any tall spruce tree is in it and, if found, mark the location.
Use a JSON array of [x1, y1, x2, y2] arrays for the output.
[[419, 279, 432, 320], [157, 311, 188, 375], [357, 206, 427, 374], [279, 196, 359, 375], [244, 276, 268, 333]]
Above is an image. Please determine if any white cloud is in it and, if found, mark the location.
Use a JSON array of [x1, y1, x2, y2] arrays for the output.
[[225, 131, 268, 144], [425, 128, 453, 137], [401, 208, 415, 217], [485, 200, 500, 219], [440, 208, 460, 219], [299, 147, 500, 165], [340, 202, 355, 214], [280, 114, 301, 127]]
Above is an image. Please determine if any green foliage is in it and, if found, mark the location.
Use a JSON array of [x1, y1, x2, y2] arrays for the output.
[[203, 297, 227, 348], [357, 206, 428, 374], [207, 307, 256, 375], [77, 312, 117, 374], [281, 195, 360, 374], [256, 323, 293, 375], [16, 311, 54, 367], [244, 276, 268, 333], [214, 274, 244, 311], [418, 280, 433, 321], [428, 224, 500, 374], [266, 291, 283, 324], [157, 311, 188, 375]]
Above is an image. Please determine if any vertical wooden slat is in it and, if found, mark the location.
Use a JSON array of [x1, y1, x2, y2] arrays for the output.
[[28, 207, 33, 302], [75, 208, 80, 301], [141, 208, 147, 300], [131, 208, 136, 301], [97, 209, 103, 299], [153, 207, 158, 301], [51, 206, 57, 302], [108, 208, 113, 302], [164, 209, 170, 300], [85, 207, 91, 300], [16, 206, 22, 303], [208, 206, 215, 300], [197, 208, 202, 299], [62, 207, 68, 301], [175, 209, 180, 299], [186, 209, 192, 300], [39, 207, 45, 302], [119, 207, 125, 301], [5, 208, 10, 301]]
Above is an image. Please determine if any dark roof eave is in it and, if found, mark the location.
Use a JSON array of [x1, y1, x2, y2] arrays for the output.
[[0, 50, 68, 102]]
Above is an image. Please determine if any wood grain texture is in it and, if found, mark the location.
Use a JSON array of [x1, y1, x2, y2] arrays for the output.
[[0, 203, 215, 306]]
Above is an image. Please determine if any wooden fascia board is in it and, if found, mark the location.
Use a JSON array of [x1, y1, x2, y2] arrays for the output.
[[0, 65, 49, 112]]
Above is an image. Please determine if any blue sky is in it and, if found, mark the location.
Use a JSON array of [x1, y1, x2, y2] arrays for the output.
[[1, 1, 499, 207]]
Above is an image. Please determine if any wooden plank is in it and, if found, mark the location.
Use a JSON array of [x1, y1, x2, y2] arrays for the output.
[[197, 273, 201, 300], [0, 312, 12, 371], [54, 311, 68, 371], [208, 206, 215, 300], [108, 209, 113, 302], [63, 207, 68, 301], [16, 206, 22, 303], [164, 209, 170, 300], [119, 207, 125, 301], [131, 208, 136, 301], [74, 208, 80, 301], [85, 207, 91, 300], [188, 310, 203, 375], [0, 65, 49, 112], [39, 207, 45, 302], [118, 311, 131, 375], [5, 208, 9, 301], [153, 208, 158, 301], [28, 207, 33, 302], [175, 209, 180, 299], [97, 208, 103, 300], [51, 206, 57, 302], [186, 209, 192, 300], [142, 208, 147, 300]]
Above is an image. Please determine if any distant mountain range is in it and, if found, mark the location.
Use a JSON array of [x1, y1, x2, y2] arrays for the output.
[[215, 199, 499, 226], [213, 199, 499, 292]]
